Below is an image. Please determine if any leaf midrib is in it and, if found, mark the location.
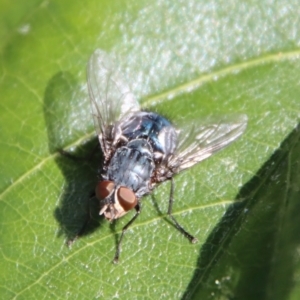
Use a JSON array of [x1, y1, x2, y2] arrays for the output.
[[2, 49, 299, 201]]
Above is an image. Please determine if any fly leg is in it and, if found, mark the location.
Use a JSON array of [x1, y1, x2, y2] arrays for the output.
[[113, 204, 141, 264], [168, 177, 198, 243]]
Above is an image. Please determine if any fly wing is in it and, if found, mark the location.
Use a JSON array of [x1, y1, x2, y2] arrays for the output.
[[87, 49, 140, 154], [168, 114, 247, 173]]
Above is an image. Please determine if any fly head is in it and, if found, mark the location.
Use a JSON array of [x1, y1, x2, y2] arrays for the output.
[[96, 180, 138, 221]]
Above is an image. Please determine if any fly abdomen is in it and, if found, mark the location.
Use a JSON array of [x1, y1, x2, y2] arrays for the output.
[[120, 112, 177, 157], [107, 139, 154, 195]]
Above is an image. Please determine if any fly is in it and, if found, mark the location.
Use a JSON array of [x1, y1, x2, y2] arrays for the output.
[[86, 49, 247, 263]]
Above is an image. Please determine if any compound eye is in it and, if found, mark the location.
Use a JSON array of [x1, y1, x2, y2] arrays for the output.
[[96, 180, 115, 200], [117, 187, 137, 211]]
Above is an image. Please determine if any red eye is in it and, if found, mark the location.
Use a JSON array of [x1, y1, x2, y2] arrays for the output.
[[117, 187, 137, 211], [96, 180, 115, 200]]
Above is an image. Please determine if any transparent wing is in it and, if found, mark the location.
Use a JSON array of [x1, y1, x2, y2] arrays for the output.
[[87, 49, 140, 152], [169, 114, 248, 172]]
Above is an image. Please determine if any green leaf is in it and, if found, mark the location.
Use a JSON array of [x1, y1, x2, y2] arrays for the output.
[[186, 124, 300, 300], [0, 1, 299, 299]]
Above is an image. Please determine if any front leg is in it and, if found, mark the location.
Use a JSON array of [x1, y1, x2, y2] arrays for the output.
[[113, 204, 141, 263]]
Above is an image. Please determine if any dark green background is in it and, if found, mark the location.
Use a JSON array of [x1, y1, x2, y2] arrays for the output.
[[0, 1, 299, 299]]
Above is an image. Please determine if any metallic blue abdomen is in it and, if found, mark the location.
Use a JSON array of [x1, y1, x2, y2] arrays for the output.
[[120, 112, 177, 157]]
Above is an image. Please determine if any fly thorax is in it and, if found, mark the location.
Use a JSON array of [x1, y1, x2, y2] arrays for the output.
[[107, 139, 154, 194]]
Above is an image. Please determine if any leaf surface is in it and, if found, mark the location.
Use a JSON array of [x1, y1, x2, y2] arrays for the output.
[[0, 1, 299, 299]]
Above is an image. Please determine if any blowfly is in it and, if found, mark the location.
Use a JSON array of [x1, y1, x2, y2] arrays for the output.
[[85, 49, 247, 262]]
